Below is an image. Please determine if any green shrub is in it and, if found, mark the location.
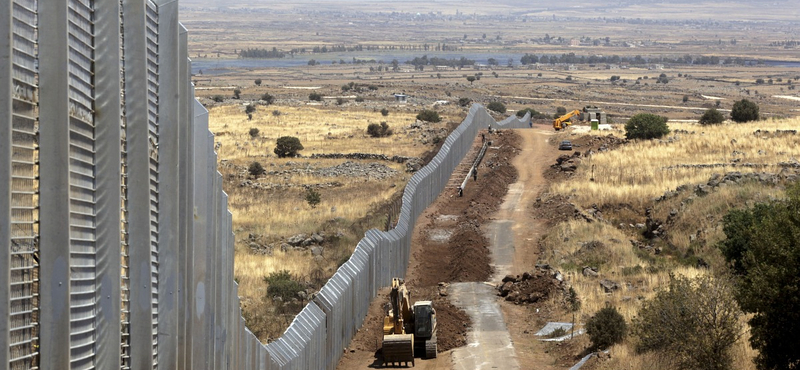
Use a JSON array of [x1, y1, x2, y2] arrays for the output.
[[245, 104, 256, 114], [367, 122, 392, 137], [305, 188, 321, 208], [516, 108, 547, 119], [416, 109, 441, 123], [380, 107, 390, 116], [233, 88, 241, 99], [248, 127, 260, 138], [624, 113, 670, 140], [586, 305, 627, 350], [355, 96, 364, 102], [260, 93, 275, 105], [336, 97, 345, 105], [308, 92, 322, 101], [263, 270, 304, 303], [212, 95, 224, 103], [274, 136, 304, 158], [699, 108, 725, 125], [486, 101, 506, 114], [458, 97, 472, 107], [730, 99, 759, 122], [248, 161, 265, 177]]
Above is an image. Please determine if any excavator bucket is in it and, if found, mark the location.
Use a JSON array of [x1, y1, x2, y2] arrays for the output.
[[383, 334, 414, 366]]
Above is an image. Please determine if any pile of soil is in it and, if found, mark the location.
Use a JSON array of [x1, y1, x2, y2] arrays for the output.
[[531, 194, 585, 226], [497, 266, 571, 306], [570, 134, 627, 153]]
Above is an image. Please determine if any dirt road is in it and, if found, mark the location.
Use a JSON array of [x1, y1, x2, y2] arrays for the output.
[[337, 128, 562, 370]]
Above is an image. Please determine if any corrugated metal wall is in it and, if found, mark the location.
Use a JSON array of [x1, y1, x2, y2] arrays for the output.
[[0, 1, 532, 369]]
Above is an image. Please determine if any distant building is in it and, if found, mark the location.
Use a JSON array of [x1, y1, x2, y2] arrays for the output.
[[567, 64, 578, 71], [570, 38, 580, 47], [394, 94, 407, 103]]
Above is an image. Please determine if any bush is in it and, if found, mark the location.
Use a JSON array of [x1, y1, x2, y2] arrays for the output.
[[263, 270, 304, 303], [211, 95, 224, 103], [254, 78, 262, 86], [586, 305, 627, 350], [367, 122, 392, 137], [245, 104, 256, 114], [305, 187, 321, 208], [274, 136, 304, 158], [416, 109, 441, 123], [730, 98, 759, 122], [261, 93, 275, 105], [380, 108, 389, 116], [248, 161, 265, 177], [336, 97, 345, 105], [633, 275, 742, 370], [516, 108, 547, 119], [355, 96, 364, 102], [682, 95, 689, 103], [458, 97, 472, 107], [233, 88, 241, 99], [308, 92, 322, 101], [699, 108, 725, 125], [624, 113, 670, 140], [556, 106, 567, 116], [486, 101, 506, 114], [248, 127, 260, 138]]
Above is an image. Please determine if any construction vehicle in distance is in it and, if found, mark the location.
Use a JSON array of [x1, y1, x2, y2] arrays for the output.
[[553, 109, 581, 130], [382, 278, 438, 367]]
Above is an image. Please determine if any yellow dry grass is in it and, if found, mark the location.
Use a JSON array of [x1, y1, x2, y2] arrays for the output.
[[553, 118, 800, 209]]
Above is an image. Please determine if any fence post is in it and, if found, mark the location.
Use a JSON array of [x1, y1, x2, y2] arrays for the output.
[[37, 0, 72, 367]]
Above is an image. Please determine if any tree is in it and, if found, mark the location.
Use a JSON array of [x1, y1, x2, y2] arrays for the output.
[[274, 136, 303, 158], [516, 108, 546, 119], [699, 108, 725, 125], [336, 97, 345, 105], [486, 101, 506, 114], [248, 161, 265, 177], [308, 92, 322, 101], [556, 106, 567, 116], [367, 122, 392, 137], [307, 59, 318, 66], [261, 93, 275, 105], [254, 78, 262, 86], [416, 109, 441, 123], [586, 305, 627, 350], [233, 88, 241, 99], [624, 113, 670, 140], [304, 188, 321, 208], [683, 95, 690, 103], [245, 104, 256, 114], [380, 108, 389, 116], [248, 127, 260, 138], [633, 274, 742, 370], [466, 75, 476, 84], [730, 99, 759, 122], [718, 183, 800, 370]]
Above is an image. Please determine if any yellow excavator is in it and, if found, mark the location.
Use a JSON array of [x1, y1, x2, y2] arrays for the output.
[[382, 278, 438, 367], [553, 109, 581, 130]]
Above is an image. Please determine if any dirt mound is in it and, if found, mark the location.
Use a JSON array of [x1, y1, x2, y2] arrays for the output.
[[531, 194, 585, 226], [571, 134, 627, 154], [497, 266, 571, 305]]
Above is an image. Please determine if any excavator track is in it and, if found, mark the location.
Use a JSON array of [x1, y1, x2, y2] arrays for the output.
[[425, 334, 437, 359]]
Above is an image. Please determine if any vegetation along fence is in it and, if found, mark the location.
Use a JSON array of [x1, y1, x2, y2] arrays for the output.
[[0, 0, 531, 369]]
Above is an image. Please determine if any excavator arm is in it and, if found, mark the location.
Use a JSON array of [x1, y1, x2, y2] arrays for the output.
[[553, 109, 582, 130]]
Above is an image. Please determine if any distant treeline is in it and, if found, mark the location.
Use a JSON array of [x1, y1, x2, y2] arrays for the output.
[[293, 43, 461, 54], [520, 52, 759, 66], [405, 55, 476, 67], [239, 47, 285, 59]]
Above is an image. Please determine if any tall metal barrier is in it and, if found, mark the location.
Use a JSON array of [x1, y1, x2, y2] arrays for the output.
[[0, 1, 531, 369]]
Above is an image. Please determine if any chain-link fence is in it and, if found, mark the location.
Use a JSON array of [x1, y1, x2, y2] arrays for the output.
[[0, 1, 531, 369]]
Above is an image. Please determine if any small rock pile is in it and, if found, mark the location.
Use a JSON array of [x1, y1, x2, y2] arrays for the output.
[[552, 152, 582, 173], [317, 161, 398, 180], [496, 265, 570, 305]]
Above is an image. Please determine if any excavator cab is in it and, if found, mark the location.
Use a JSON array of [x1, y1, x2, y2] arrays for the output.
[[412, 301, 437, 359]]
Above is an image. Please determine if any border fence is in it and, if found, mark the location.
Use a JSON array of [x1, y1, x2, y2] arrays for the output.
[[0, 1, 531, 369]]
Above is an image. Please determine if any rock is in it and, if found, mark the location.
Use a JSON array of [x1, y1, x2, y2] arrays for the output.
[[554, 271, 563, 282], [502, 274, 517, 283], [600, 279, 620, 293], [521, 272, 532, 281], [499, 281, 513, 297], [582, 267, 599, 277], [287, 234, 307, 246], [695, 184, 711, 196], [506, 290, 520, 302], [311, 233, 324, 244], [280, 243, 291, 252], [310, 246, 324, 257]]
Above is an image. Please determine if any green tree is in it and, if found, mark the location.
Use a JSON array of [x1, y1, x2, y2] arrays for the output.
[[308, 92, 322, 101], [248, 127, 260, 138], [624, 113, 670, 140], [682, 95, 690, 103], [254, 78, 262, 86], [699, 108, 725, 125], [718, 183, 800, 370], [416, 109, 441, 123], [211, 95, 224, 103], [245, 104, 256, 114], [633, 275, 742, 370], [380, 108, 389, 116], [248, 161, 265, 177], [233, 88, 241, 99], [516, 108, 546, 119], [261, 93, 275, 105], [274, 136, 304, 158], [367, 122, 392, 137], [586, 305, 627, 350], [305, 187, 321, 208], [556, 106, 567, 116], [730, 99, 759, 122], [466, 75, 476, 84], [486, 101, 506, 114]]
